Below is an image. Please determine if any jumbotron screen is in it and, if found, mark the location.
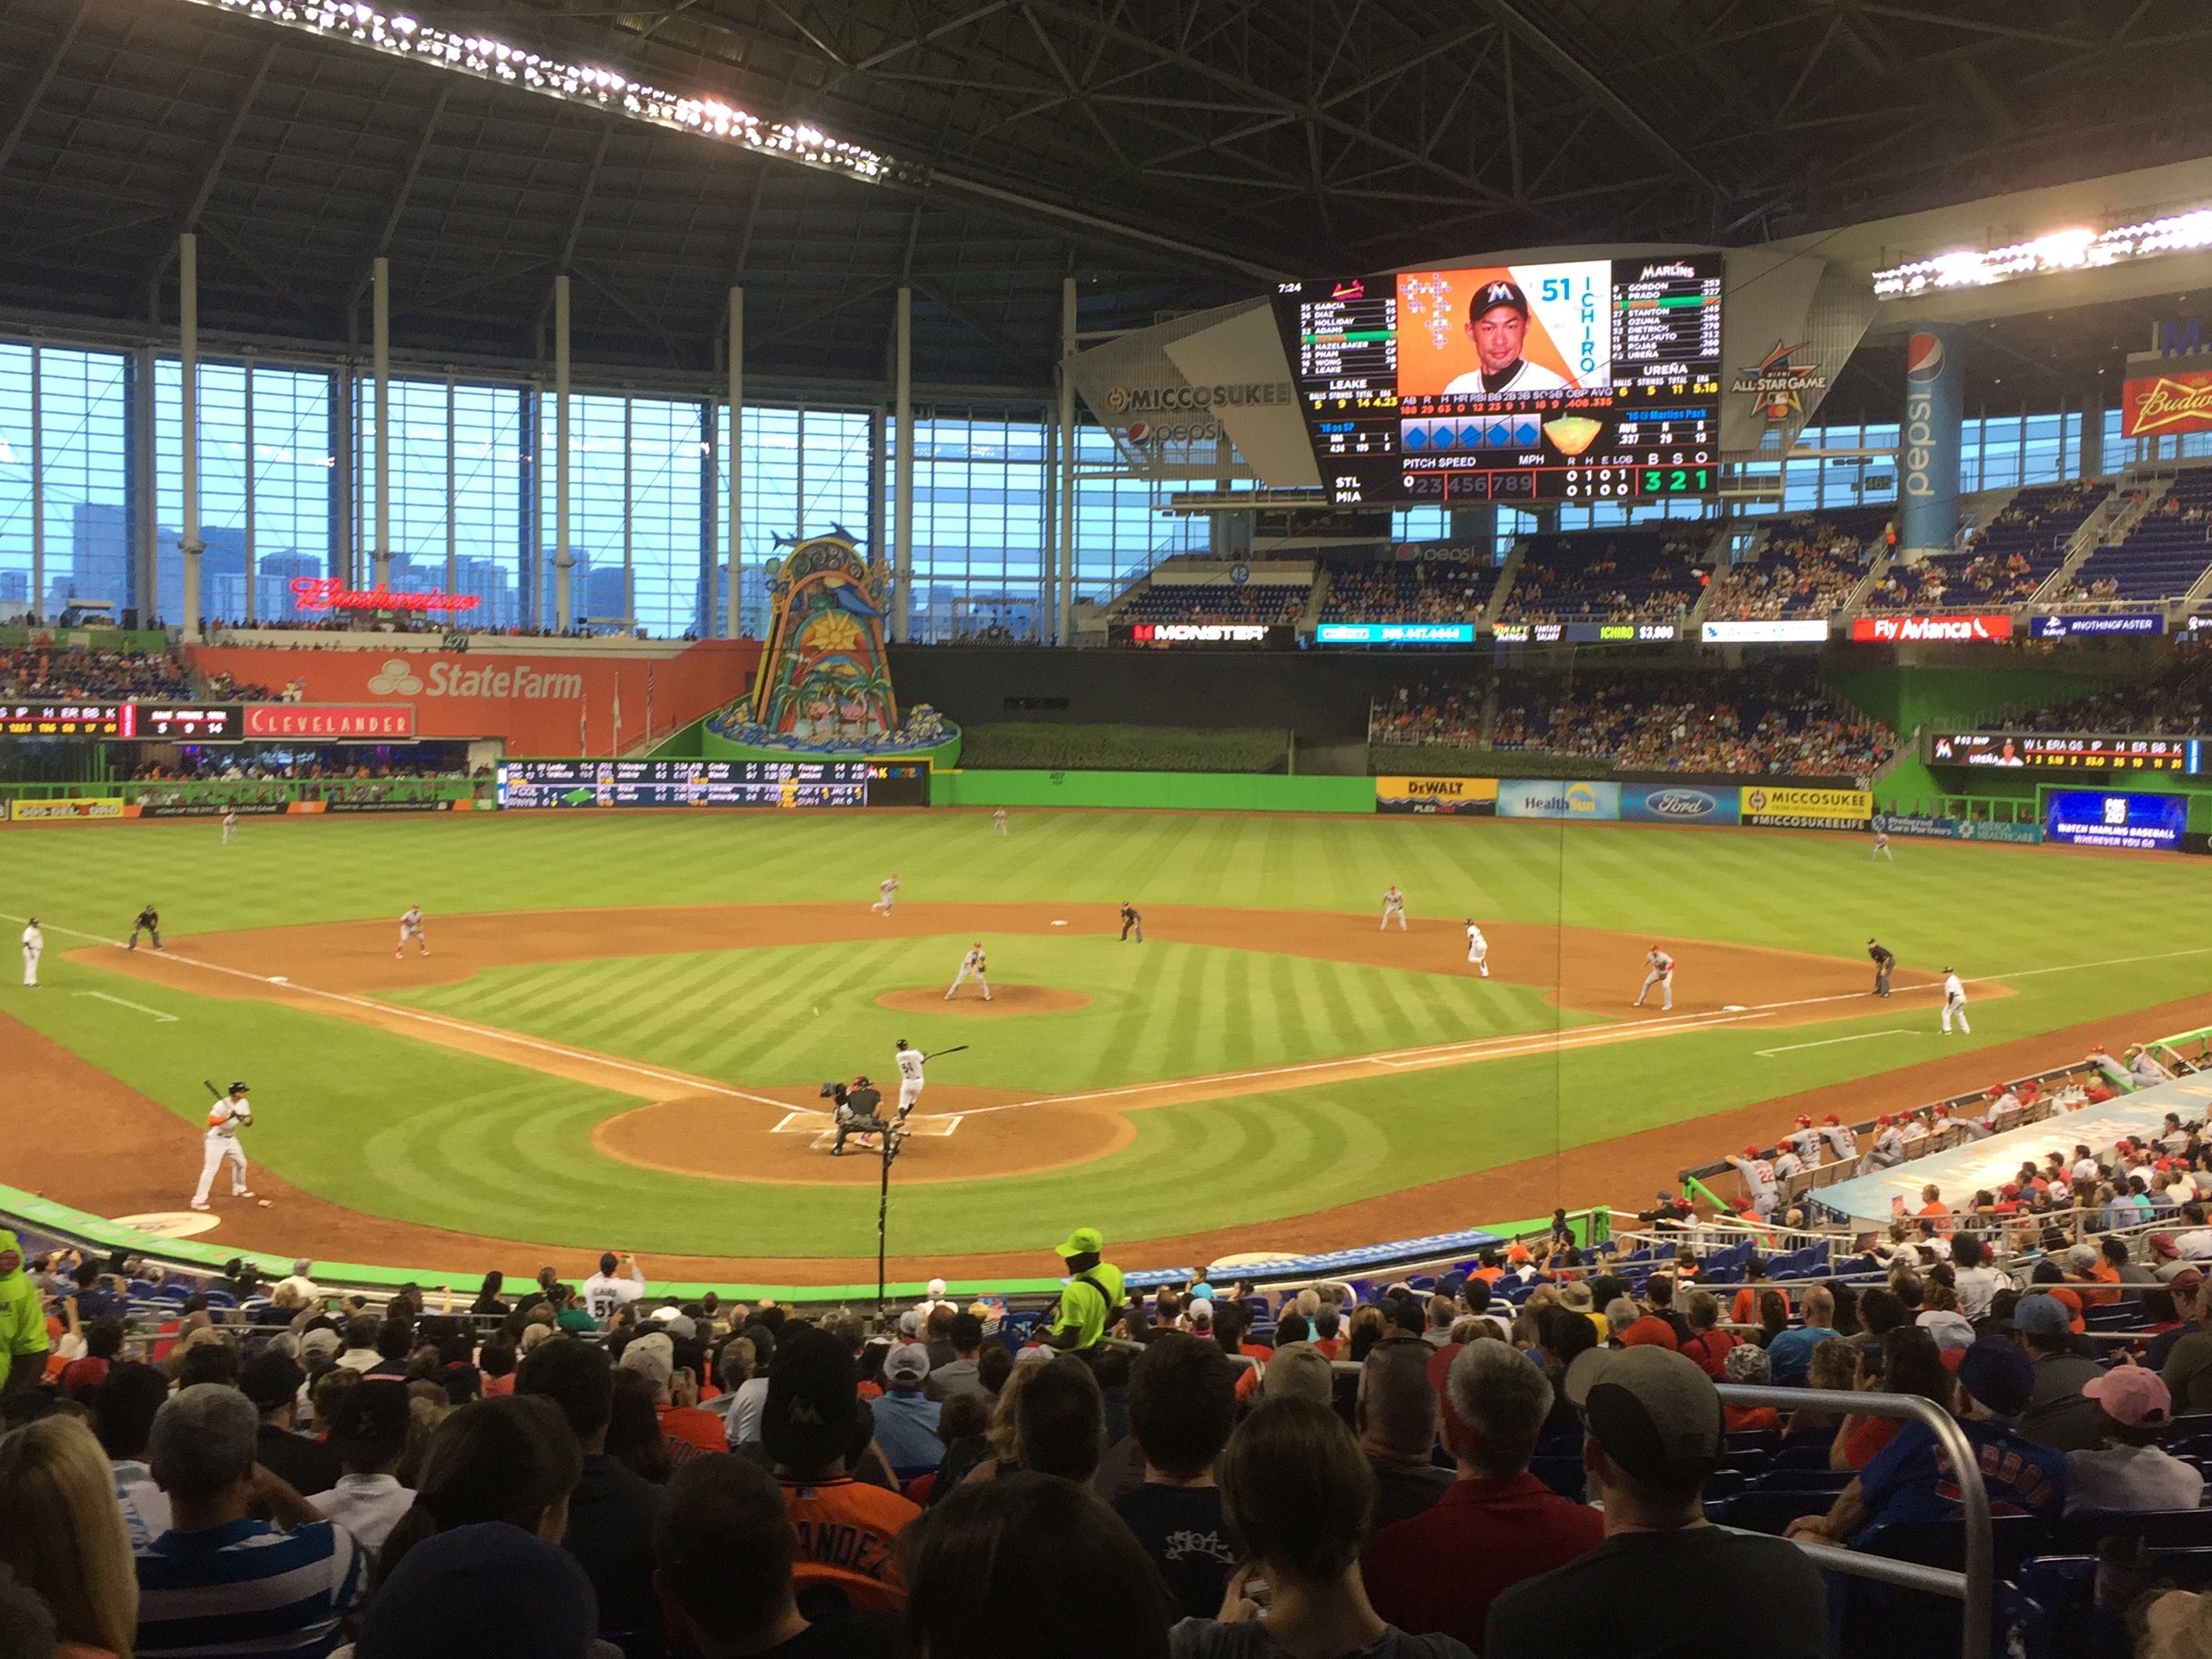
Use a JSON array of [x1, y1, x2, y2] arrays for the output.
[[1273, 255, 1723, 506], [497, 759, 869, 808]]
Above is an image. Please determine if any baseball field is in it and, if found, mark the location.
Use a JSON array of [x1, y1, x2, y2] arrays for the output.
[[5, 807, 2212, 1292]]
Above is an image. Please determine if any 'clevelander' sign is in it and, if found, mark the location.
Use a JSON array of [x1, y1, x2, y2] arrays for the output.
[[2123, 367, 2212, 440], [243, 705, 416, 740]]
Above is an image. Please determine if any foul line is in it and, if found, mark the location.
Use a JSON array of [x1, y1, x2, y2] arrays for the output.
[[75, 991, 180, 1023], [1980, 945, 2212, 981], [1754, 1028, 1921, 1058]]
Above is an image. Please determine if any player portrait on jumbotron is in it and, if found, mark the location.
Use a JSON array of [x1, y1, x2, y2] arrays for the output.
[[1396, 264, 1607, 400]]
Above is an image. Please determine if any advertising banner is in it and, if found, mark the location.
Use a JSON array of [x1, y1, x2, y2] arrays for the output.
[[243, 705, 419, 741], [322, 798, 458, 814], [9, 797, 124, 821], [1900, 323, 1963, 552], [1849, 613, 2013, 643], [186, 639, 757, 754], [1618, 784, 1742, 825], [127, 800, 290, 819], [1700, 619, 1830, 644], [1872, 813, 2041, 845], [2030, 613, 2165, 638], [2045, 790, 2188, 851], [1375, 775, 1498, 815], [1108, 623, 1288, 649], [2123, 367, 2212, 441], [1495, 779, 1620, 821], [1491, 621, 1679, 644], [1740, 785, 1872, 830], [1315, 622, 1475, 646], [1926, 731, 2198, 775]]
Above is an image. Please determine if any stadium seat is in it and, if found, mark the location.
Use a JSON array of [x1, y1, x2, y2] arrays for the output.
[[2052, 1508, 2212, 1553], [1749, 1468, 1853, 1492], [1711, 1489, 1835, 1534], [1529, 1456, 1585, 1501]]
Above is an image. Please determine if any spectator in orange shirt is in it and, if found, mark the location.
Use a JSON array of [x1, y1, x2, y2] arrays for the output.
[[1721, 1345, 1782, 1432], [762, 1326, 920, 1586], [1917, 1185, 1952, 1235], [617, 1334, 726, 1459], [2063, 1243, 2122, 1309], [1731, 1258, 1788, 1328]]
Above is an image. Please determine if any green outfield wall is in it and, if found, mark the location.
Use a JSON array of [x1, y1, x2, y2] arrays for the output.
[[930, 769, 1376, 813]]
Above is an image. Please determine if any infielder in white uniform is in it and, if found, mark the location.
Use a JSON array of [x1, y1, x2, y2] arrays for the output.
[[190, 1082, 255, 1210], [1380, 885, 1407, 931], [396, 904, 428, 958], [946, 941, 991, 1002], [872, 875, 901, 916], [992, 809, 1008, 838], [894, 1038, 926, 1118], [1633, 946, 1675, 1010], [222, 808, 241, 846], [1940, 966, 1969, 1034], [21, 917, 42, 988], [1465, 920, 1489, 977]]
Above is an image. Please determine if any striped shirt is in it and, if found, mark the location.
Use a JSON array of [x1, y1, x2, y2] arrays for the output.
[[136, 1518, 366, 1659]]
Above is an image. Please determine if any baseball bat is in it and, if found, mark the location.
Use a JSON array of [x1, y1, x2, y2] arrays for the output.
[[925, 1044, 970, 1061], [202, 1079, 221, 1099]]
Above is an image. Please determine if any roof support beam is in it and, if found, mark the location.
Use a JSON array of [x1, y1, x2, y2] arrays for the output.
[[346, 82, 452, 314], [0, 0, 95, 178], [144, 35, 282, 306]]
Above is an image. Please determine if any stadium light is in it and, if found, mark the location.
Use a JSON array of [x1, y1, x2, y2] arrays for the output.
[[1874, 206, 2212, 298], [173, 0, 922, 188]]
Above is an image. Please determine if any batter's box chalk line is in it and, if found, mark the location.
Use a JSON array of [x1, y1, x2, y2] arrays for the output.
[[773, 1110, 962, 1142]]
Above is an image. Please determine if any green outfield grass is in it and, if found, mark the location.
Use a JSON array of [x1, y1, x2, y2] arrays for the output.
[[5, 809, 2212, 1263]]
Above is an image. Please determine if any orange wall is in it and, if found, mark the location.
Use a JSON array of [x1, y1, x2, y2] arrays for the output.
[[186, 639, 759, 754]]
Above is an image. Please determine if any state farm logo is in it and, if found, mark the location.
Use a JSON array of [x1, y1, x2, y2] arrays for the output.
[[368, 658, 422, 695]]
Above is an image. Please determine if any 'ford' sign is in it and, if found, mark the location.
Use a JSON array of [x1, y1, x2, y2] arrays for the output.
[[1620, 785, 1741, 825]]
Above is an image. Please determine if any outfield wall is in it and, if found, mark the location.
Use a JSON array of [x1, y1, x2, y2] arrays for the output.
[[931, 769, 1375, 813]]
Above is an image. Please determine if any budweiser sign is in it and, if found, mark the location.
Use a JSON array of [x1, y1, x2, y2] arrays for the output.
[[2123, 369, 2212, 439], [1850, 613, 2013, 643], [289, 577, 482, 614], [242, 705, 417, 740]]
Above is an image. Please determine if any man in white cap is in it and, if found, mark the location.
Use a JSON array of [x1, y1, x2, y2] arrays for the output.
[[871, 1341, 943, 1478]]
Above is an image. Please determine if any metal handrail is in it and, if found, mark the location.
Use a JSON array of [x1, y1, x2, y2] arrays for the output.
[[1716, 1383, 1992, 1659]]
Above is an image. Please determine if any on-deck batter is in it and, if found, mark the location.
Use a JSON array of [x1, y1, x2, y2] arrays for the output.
[[1465, 920, 1489, 977], [872, 875, 901, 916], [190, 1082, 255, 1210], [895, 1038, 926, 1118], [945, 941, 991, 1002], [396, 904, 429, 958], [1633, 945, 1675, 1011], [1380, 885, 1407, 931]]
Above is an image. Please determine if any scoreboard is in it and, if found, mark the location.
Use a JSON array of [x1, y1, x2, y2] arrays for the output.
[[1925, 731, 2203, 775], [497, 758, 870, 808], [1274, 255, 1723, 507]]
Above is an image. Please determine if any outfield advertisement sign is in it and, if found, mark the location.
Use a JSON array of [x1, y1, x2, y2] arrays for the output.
[[2030, 613, 2165, 638], [1490, 622, 1678, 644], [1375, 775, 1498, 815], [1618, 785, 1741, 825], [1495, 780, 1620, 821], [1740, 785, 1872, 830], [1700, 619, 1830, 644], [1849, 613, 2013, 642], [2045, 790, 2188, 851], [1315, 622, 1475, 646], [1872, 813, 2041, 844], [8, 797, 124, 821]]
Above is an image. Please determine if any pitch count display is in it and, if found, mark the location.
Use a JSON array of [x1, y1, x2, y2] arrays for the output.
[[1274, 255, 1723, 506]]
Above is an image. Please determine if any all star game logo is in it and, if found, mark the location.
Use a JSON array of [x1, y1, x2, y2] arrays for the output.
[[1732, 340, 1830, 421]]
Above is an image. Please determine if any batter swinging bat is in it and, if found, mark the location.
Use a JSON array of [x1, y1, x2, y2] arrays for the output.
[[924, 1044, 969, 1062]]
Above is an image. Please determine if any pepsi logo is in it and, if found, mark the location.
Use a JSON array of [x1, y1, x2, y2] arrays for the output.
[[1126, 420, 1149, 442], [1906, 331, 1946, 384]]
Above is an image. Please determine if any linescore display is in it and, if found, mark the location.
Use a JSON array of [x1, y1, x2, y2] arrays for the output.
[[498, 759, 869, 808], [1274, 255, 1723, 507]]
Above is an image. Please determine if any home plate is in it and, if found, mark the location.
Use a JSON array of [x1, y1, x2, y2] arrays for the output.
[[772, 1109, 962, 1145]]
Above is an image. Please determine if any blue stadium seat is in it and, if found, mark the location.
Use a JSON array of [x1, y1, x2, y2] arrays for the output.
[[2052, 1508, 2212, 1553], [1711, 1489, 1835, 1534], [1529, 1456, 1584, 1501]]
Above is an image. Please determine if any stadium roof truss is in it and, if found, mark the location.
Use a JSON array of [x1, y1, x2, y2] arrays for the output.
[[1, 0, 2209, 391]]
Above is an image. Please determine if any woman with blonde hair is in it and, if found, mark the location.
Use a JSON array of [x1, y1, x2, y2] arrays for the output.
[[0, 1414, 140, 1658]]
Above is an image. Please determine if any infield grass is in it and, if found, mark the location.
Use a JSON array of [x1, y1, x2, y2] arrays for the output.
[[6, 808, 2212, 1258]]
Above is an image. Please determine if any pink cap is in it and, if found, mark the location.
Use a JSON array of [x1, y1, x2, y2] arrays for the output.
[[2083, 1366, 2173, 1429]]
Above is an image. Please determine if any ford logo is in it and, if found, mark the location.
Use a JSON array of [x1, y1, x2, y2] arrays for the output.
[[1647, 790, 1715, 817]]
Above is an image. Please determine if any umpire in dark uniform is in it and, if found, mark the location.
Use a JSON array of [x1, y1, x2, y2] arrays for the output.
[[1867, 937, 1895, 998], [830, 1075, 891, 1156], [129, 905, 162, 951]]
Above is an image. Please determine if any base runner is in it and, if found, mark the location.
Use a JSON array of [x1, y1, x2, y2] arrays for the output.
[[945, 942, 991, 1002], [1633, 945, 1675, 1011], [396, 904, 428, 958], [190, 1082, 255, 1210], [1465, 920, 1489, 977], [1380, 885, 1407, 931], [871, 875, 901, 916], [894, 1040, 926, 1119], [1941, 966, 1970, 1034]]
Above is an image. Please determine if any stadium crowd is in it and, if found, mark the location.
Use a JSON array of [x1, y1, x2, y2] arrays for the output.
[[1992, 647, 2212, 735], [1496, 531, 1706, 626], [1701, 518, 1877, 621], [1373, 667, 1896, 777], [0, 646, 196, 703], [1319, 561, 1494, 624]]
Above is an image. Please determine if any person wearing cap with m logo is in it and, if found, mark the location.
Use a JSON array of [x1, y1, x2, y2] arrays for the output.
[[1042, 1229, 1123, 1355]]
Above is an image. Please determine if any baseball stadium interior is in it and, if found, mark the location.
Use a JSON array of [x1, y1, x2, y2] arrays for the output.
[[10, 5, 2212, 1658]]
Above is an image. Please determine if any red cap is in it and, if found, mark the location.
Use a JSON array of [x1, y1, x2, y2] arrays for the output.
[[1878, 1114, 1895, 1126], [2047, 1287, 2087, 1334], [1795, 1115, 1812, 1128], [1742, 1145, 1761, 1158], [1934, 1105, 1951, 1117], [1823, 1113, 1840, 1125], [2001, 1184, 2022, 1199]]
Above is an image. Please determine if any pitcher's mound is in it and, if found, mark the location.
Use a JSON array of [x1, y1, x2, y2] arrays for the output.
[[876, 985, 1092, 1017]]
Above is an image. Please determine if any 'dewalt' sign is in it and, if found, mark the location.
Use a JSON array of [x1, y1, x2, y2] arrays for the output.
[[1376, 776, 1499, 816]]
